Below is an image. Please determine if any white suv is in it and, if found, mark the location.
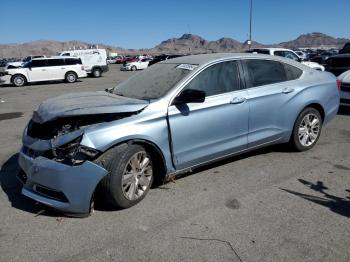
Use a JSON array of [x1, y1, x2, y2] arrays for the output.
[[0, 57, 87, 87], [248, 48, 325, 71]]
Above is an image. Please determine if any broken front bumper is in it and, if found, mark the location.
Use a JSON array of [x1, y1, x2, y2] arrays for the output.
[[18, 149, 108, 215]]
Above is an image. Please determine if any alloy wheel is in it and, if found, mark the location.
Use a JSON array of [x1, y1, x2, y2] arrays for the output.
[[298, 113, 320, 147], [121, 151, 153, 201]]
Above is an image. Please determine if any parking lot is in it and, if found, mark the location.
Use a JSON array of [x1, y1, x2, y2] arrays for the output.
[[0, 64, 349, 262]]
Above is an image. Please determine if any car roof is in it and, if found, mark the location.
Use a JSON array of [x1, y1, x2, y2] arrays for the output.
[[31, 57, 80, 60], [160, 52, 309, 69], [253, 47, 293, 52]]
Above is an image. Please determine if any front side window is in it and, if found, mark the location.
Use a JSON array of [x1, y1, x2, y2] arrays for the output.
[[245, 59, 287, 87], [31, 59, 47, 68], [183, 61, 241, 97]]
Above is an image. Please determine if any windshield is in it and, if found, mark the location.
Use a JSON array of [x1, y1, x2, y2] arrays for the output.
[[113, 63, 193, 100], [22, 56, 31, 62]]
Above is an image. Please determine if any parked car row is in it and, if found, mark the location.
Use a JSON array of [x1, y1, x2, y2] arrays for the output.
[[0, 49, 109, 87], [246, 48, 325, 71], [0, 57, 87, 87]]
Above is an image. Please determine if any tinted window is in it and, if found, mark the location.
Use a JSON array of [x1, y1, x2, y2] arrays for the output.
[[245, 59, 287, 87], [184, 61, 240, 97], [31, 59, 47, 67], [65, 58, 82, 65], [61, 53, 70, 56], [252, 49, 270, 55], [284, 63, 302, 80], [47, 59, 64, 66]]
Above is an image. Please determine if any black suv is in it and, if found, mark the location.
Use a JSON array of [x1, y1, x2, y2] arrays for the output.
[[325, 54, 350, 76], [339, 43, 350, 54]]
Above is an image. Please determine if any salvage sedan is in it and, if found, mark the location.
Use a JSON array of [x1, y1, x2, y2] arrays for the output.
[[18, 53, 340, 216]]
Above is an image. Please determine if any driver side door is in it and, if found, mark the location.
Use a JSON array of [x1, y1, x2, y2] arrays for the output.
[[168, 60, 249, 170]]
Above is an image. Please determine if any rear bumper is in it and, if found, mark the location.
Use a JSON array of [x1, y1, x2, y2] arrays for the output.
[[18, 150, 108, 215]]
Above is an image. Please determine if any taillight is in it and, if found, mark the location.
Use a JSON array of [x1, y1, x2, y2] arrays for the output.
[[336, 79, 341, 91]]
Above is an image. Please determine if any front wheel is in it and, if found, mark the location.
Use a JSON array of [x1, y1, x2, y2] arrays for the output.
[[11, 74, 27, 87], [290, 107, 322, 151], [96, 144, 154, 209], [131, 66, 137, 71]]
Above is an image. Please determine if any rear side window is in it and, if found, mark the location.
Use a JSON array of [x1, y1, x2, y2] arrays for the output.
[[47, 59, 64, 66], [245, 59, 287, 87], [184, 61, 241, 97], [31, 59, 47, 67], [65, 58, 82, 65], [284, 63, 302, 80]]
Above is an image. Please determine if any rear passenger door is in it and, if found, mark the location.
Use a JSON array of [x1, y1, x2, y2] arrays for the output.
[[242, 59, 302, 147], [27, 59, 49, 82], [46, 59, 66, 80]]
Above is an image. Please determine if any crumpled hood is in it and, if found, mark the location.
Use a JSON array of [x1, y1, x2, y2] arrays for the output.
[[32, 91, 149, 124]]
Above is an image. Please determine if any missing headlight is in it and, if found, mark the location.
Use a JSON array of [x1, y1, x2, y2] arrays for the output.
[[52, 136, 100, 165]]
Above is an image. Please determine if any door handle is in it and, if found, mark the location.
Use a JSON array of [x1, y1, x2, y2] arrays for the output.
[[230, 97, 246, 104], [41, 69, 46, 71], [282, 87, 295, 94]]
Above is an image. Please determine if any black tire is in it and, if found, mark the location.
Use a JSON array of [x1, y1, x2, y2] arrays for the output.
[[11, 74, 27, 87], [92, 68, 102, 77], [131, 66, 137, 71], [290, 107, 322, 152], [65, 71, 77, 83], [95, 144, 154, 209]]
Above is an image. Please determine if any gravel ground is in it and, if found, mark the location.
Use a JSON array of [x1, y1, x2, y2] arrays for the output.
[[0, 64, 349, 262]]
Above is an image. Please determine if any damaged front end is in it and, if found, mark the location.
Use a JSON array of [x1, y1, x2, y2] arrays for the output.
[[20, 112, 151, 215], [24, 112, 134, 165]]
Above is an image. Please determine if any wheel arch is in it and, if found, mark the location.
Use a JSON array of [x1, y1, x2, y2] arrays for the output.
[[11, 73, 27, 84], [98, 138, 168, 185], [301, 103, 325, 122]]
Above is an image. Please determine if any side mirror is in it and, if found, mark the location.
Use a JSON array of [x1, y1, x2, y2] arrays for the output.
[[173, 89, 206, 105]]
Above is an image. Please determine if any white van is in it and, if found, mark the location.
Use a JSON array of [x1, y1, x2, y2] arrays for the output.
[[0, 57, 87, 87], [59, 49, 108, 77]]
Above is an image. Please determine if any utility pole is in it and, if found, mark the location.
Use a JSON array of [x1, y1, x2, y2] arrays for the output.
[[248, 0, 253, 50]]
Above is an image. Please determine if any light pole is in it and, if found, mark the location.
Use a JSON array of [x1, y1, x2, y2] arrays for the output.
[[248, 0, 253, 50]]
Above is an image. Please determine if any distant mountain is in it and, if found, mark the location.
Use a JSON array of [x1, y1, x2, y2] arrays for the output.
[[0, 32, 349, 58], [278, 32, 349, 49]]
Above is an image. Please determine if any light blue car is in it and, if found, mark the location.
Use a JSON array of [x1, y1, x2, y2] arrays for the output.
[[18, 53, 340, 216]]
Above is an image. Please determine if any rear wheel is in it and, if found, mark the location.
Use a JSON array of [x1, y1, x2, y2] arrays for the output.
[[11, 74, 27, 87], [92, 68, 102, 77], [96, 144, 154, 209], [65, 71, 77, 83], [290, 107, 322, 151]]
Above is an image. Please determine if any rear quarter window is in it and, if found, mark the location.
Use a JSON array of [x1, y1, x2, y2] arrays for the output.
[[284, 63, 303, 80], [245, 59, 287, 87], [65, 58, 82, 65]]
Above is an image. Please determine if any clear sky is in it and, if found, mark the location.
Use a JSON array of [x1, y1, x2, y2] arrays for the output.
[[1, 0, 349, 48]]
